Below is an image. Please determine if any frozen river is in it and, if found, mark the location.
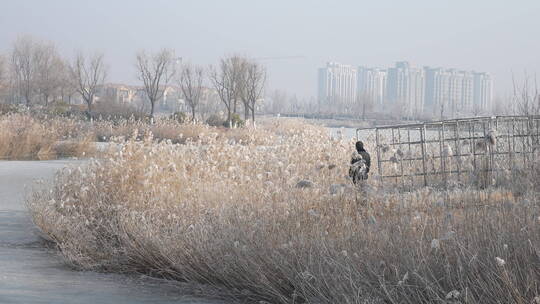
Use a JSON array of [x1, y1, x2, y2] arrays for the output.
[[0, 160, 224, 304]]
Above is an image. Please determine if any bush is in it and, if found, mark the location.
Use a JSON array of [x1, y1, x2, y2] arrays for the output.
[[27, 120, 540, 303], [0, 113, 95, 160], [46, 100, 71, 116], [223, 113, 244, 128], [0, 103, 20, 115], [91, 99, 147, 121], [169, 111, 187, 123], [205, 113, 224, 127]]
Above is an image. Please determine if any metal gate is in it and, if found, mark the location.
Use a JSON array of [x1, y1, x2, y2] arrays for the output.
[[357, 116, 540, 190]]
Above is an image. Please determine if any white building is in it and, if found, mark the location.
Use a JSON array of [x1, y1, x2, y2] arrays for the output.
[[317, 60, 492, 117], [318, 62, 357, 105], [386, 61, 425, 117], [424, 68, 475, 116], [357, 67, 386, 107], [473, 72, 492, 112]]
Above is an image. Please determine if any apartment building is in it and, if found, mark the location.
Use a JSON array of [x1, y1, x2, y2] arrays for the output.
[[318, 62, 357, 105], [473, 72, 492, 112], [424, 68, 475, 116], [386, 61, 425, 117], [357, 66, 386, 107]]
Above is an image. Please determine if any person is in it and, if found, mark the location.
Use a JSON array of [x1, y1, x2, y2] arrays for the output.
[[349, 140, 371, 184]]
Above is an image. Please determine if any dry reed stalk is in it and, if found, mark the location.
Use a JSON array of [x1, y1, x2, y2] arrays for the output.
[[26, 119, 540, 303]]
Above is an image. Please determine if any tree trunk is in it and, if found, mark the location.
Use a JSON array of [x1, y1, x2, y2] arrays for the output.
[[227, 107, 232, 128], [251, 104, 256, 125], [86, 99, 93, 119], [362, 102, 366, 120], [244, 104, 249, 121], [191, 106, 196, 122], [150, 99, 155, 119]]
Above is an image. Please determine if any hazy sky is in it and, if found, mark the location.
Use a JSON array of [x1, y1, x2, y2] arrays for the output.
[[2, 0, 539, 99]]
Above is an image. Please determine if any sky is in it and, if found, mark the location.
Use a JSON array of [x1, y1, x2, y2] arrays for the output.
[[1, 0, 539, 99]]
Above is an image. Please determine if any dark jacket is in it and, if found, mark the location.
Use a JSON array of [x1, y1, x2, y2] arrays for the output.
[[354, 148, 371, 173], [349, 147, 371, 183]]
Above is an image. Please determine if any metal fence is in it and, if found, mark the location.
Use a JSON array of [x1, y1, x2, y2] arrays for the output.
[[357, 116, 540, 190]]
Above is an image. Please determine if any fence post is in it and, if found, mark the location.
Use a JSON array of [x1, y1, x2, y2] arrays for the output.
[[391, 128, 397, 185], [455, 121, 461, 182], [407, 127, 413, 188], [439, 122, 447, 188], [420, 124, 428, 187], [397, 128, 406, 189], [471, 122, 477, 175], [375, 128, 383, 188], [528, 116, 534, 172]]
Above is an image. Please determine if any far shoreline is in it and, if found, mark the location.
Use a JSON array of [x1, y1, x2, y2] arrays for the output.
[[257, 114, 420, 129]]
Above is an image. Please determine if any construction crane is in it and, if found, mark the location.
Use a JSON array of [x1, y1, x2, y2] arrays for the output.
[[253, 55, 305, 61]]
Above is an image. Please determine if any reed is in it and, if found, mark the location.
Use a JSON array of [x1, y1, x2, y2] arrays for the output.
[[27, 119, 540, 303]]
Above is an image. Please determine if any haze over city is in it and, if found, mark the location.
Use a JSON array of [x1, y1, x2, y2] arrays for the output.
[[2, 2, 540, 303], [2, 0, 540, 99]]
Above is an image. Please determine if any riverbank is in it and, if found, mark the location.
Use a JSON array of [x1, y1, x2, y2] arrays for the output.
[[271, 113, 420, 129], [0, 160, 227, 304]]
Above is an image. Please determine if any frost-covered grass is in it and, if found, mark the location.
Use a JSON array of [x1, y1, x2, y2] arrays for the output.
[[27, 119, 540, 303], [0, 113, 94, 160], [0, 112, 276, 160]]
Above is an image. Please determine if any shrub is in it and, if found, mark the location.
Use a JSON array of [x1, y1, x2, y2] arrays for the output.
[[27, 120, 540, 303], [0, 113, 59, 160], [206, 113, 224, 127], [46, 100, 71, 116], [91, 99, 147, 121], [0, 103, 20, 115], [226, 113, 245, 128], [170, 111, 187, 123], [0, 113, 94, 160]]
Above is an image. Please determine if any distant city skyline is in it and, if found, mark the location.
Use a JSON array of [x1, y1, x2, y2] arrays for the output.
[[318, 61, 492, 117], [1, 1, 539, 100]]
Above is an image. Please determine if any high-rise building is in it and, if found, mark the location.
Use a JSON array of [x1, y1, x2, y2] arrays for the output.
[[318, 62, 357, 105], [424, 68, 474, 116], [317, 61, 492, 117], [357, 67, 386, 107], [473, 72, 492, 112], [386, 61, 425, 117]]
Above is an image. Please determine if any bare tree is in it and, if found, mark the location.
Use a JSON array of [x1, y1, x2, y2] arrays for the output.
[[491, 96, 510, 116], [10, 37, 68, 107], [513, 74, 540, 116], [198, 88, 221, 121], [439, 99, 446, 120], [135, 49, 176, 119], [0, 54, 5, 100], [209, 56, 245, 127], [178, 63, 204, 121], [70, 52, 107, 117], [35, 43, 66, 106], [239, 60, 266, 124], [265, 90, 288, 114], [59, 62, 78, 104], [0, 55, 5, 85], [355, 93, 374, 120], [472, 101, 483, 117], [10, 36, 39, 105]]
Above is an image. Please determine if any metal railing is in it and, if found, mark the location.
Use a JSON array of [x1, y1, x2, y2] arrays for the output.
[[357, 115, 540, 189]]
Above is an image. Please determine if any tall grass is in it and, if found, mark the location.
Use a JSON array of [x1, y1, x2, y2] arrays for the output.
[[0, 113, 96, 160], [0, 112, 278, 160], [27, 120, 540, 303]]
